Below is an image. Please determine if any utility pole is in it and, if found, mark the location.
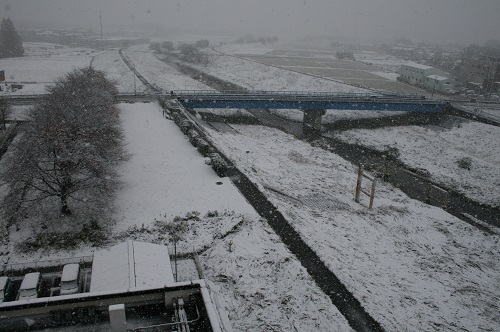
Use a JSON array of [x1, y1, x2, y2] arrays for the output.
[[133, 62, 136, 96], [99, 12, 103, 49]]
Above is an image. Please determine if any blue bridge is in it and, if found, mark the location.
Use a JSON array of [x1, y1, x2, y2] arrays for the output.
[[172, 90, 446, 112], [170, 90, 449, 132]]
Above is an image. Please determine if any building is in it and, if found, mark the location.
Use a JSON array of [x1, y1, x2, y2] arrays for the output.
[[423, 75, 456, 94], [90, 240, 175, 293], [399, 63, 457, 93], [0, 241, 233, 332]]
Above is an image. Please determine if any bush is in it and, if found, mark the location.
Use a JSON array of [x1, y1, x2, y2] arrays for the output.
[[179, 119, 192, 134], [383, 145, 400, 160], [210, 153, 229, 177], [172, 113, 183, 126], [196, 138, 212, 156], [188, 129, 199, 146], [16, 221, 108, 253], [457, 157, 472, 170]]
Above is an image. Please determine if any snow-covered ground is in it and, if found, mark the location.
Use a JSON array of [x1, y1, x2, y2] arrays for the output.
[[0, 102, 353, 331], [124, 45, 210, 91], [0, 42, 97, 95], [113, 103, 256, 230], [205, 123, 500, 332], [188, 47, 371, 93], [335, 121, 500, 207], [355, 51, 411, 72], [91, 49, 147, 93], [2, 41, 499, 331]]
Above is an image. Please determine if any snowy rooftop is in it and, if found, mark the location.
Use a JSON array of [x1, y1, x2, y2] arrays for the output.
[[426, 74, 450, 81], [90, 240, 175, 293]]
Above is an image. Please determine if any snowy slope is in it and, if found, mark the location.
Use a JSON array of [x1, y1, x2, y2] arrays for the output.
[[336, 121, 500, 207], [206, 124, 500, 332]]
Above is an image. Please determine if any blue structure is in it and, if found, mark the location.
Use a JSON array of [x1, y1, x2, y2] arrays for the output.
[[170, 90, 448, 133], [172, 90, 447, 113]]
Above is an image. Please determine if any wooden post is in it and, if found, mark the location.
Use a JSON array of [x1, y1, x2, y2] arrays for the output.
[[355, 164, 363, 203], [369, 179, 376, 209]]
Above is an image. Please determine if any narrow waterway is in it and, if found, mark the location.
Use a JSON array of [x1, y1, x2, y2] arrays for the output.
[[248, 109, 500, 229]]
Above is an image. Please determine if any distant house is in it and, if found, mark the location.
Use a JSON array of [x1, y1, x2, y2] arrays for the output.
[[400, 63, 456, 93], [424, 75, 455, 93]]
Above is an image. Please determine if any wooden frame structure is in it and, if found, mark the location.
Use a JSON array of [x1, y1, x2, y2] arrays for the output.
[[354, 164, 377, 209]]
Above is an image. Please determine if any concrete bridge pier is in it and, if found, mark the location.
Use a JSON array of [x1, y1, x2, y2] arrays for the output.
[[303, 109, 325, 134]]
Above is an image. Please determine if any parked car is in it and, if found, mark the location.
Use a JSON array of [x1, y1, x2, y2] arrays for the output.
[[17, 272, 42, 300], [60, 264, 81, 295], [0, 276, 15, 302]]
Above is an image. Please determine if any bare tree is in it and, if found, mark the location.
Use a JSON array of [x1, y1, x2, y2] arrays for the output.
[[2, 67, 128, 219], [178, 43, 211, 65]]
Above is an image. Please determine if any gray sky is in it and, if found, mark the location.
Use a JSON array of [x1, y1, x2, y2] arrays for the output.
[[2, 0, 500, 45]]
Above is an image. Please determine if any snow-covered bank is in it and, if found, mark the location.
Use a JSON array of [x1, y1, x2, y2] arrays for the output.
[[206, 123, 500, 332], [113, 102, 256, 230], [335, 121, 500, 207], [113, 103, 353, 331]]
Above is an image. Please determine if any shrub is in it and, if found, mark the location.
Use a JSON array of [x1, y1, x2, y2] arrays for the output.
[[16, 221, 108, 253], [188, 129, 199, 146], [383, 145, 400, 160], [210, 153, 229, 177], [196, 138, 212, 156], [457, 157, 472, 170], [179, 119, 192, 134]]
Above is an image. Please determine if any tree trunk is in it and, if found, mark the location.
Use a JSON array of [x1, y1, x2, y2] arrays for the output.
[[60, 176, 72, 215], [60, 195, 71, 215]]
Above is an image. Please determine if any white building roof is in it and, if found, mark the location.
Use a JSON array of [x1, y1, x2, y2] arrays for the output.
[[404, 63, 434, 70], [427, 75, 449, 81], [90, 241, 175, 293]]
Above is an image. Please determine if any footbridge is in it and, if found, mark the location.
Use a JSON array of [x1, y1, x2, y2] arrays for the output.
[[170, 90, 449, 132]]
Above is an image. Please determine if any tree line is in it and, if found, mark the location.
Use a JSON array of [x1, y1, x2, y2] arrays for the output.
[[0, 17, 24, 58]]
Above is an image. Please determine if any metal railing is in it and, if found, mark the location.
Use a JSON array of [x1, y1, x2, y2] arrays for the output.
[[1, 255, 93, 277], [171, 89, 426, 99]]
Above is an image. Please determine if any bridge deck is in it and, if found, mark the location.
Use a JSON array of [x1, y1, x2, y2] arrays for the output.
[[171, 90, 447, 112]]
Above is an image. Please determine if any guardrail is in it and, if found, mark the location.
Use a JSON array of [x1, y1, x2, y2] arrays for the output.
[[171, 89, 427, 99]]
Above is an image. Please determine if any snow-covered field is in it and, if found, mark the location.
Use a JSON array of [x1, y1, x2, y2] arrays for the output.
[[188, 47, 371, 93], [355, 51, 411, 72], [91, 49, 147, 93], [335, 121, 500, 207], [124, 45, 210, 91], [0, 42, 97, 95], [205, 123, 500, 332]]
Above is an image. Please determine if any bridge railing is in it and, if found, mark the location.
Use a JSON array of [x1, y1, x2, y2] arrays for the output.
[[171, 89, 428, 100]]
